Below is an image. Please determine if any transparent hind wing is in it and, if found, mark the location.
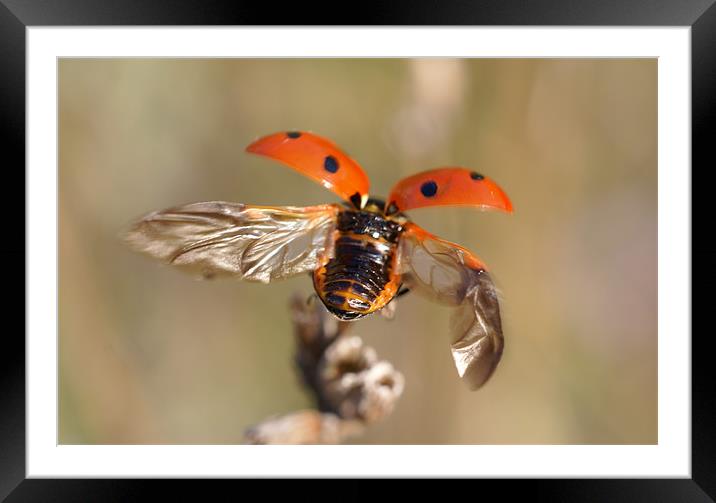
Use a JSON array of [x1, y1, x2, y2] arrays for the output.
[[124, 202, 339, 283], [398, 223, 504, 390]]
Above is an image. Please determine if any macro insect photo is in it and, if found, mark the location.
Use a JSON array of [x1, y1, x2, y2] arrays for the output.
[[59, 58, 656, 445]]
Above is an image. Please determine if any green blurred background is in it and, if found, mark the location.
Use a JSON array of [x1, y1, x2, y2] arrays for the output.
[[59, 58, 657, 444]]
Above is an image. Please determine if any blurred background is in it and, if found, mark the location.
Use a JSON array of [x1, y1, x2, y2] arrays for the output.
[[59, 58, 657, 444]]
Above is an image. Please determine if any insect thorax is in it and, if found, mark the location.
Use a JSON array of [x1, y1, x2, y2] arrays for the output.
[[336, 208, 404, 243]]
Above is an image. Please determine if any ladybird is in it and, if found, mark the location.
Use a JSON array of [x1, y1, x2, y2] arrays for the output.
[[125, 131, 513, 389]]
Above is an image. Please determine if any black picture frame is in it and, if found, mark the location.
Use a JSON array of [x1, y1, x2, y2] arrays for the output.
[[3, 0, 710, 499]]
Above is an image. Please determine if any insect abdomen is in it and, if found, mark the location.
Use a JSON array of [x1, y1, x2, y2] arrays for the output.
[[314, 210, 403, 320]]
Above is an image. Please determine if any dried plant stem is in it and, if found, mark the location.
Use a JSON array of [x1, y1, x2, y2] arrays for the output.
[[243, 294, 404, 444]]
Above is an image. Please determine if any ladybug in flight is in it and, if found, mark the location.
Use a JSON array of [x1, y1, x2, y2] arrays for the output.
[[125, 131, 513, 389]]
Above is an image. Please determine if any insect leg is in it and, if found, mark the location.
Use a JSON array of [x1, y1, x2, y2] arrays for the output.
[[306, 293, 320, 306], [381, 286, 410, 320], [396, 286, 411, 298]]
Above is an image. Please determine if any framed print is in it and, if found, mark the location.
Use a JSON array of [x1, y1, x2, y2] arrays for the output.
[[5, 0, 711, 499]]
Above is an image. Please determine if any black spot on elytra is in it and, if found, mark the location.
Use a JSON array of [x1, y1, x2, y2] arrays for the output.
[[324, 155, 339, 173], [420, 181, 438, 197], [470, 171, 484, 180], [286, 131, 301, 139]]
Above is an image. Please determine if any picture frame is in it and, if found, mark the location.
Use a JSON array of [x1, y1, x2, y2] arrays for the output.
[[4, 0, 709, 498]]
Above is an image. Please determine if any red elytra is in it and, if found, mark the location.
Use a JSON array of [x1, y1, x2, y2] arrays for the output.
[[246, 131, 370, 204], [247, 131, 513, 216], [386, 167, 513, 215]]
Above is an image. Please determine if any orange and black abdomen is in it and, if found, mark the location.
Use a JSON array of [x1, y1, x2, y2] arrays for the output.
[[313, 210, 404, 320]]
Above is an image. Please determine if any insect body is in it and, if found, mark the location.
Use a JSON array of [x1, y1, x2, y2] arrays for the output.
[[125, 131, 513, 389], [314, 199, 404, 320]]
